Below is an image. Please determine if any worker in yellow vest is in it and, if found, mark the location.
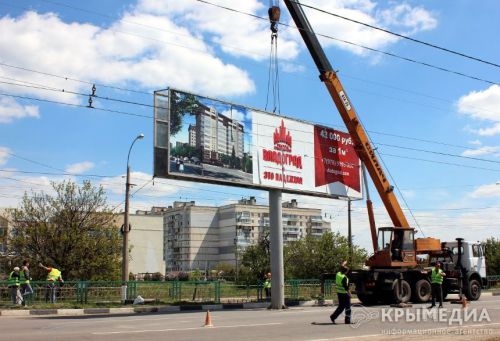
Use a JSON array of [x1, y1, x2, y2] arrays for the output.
[[330, 261, 351, 324], [8, 267, 22, 305], [19, 260, 33, 306], [428, 261, 446, 309], [39, 263, 64, 303], [264, 272, 272, 300]]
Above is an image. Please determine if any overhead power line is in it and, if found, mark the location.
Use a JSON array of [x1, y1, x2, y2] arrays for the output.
[[294, 0, 500, 69], [0, 92, 151, 119], [381, 153, 500, 172], [374, 142, 500, 165], [193, 0, 500, 86], [0, 61, 150, 95]]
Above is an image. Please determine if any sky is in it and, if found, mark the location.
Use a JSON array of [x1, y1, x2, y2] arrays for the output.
[[0, 0, 499, 252]]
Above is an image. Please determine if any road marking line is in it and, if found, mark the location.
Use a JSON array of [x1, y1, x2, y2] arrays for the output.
[[92, 322, 283, 335], [310, 322, 500, 340], [53, 316, 198, 326]]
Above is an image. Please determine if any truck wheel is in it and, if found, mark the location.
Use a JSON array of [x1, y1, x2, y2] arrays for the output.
[[357, 293, 378, 306], [386, 279, 411, 303], [465, 279, 481, 301], [412, 279, 431, 302]]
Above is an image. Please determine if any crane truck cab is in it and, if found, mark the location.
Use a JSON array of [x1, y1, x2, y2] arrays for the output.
[[365, 227, 417, 268], [430, 238, 486, 301]]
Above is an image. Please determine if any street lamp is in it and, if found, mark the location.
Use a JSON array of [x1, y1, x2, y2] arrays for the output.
[[122, 133, 144, 298]]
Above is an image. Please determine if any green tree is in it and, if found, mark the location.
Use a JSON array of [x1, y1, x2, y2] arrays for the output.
[[244, 158, 252, 174], [170, 91, 199, 136], [484, 237, 500, 275], [8, 180, 121, 281], [284, 232, 367, 279], [240, 234, 270, 283]]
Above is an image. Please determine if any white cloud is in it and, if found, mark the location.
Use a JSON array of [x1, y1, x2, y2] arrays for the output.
[[469, 183, 500, 199], [0, 175, 56, 208], [457, 85, 500, 136], [468, 139, 482, 146], [0, 0, 439, 111], [0, 146, 11, 166], [300, 0, 437, 56], [100, 171, 190, 198], [281, 62, 306, 74], [65, 161, 95, 174], [220, 108, 246, 122], [0, 9, 255, 105], [377, 4, 437, 34], [462, 146, 500, 157], [475, 123, 500, 137], [137, 0, 300, 62], [0, 97, 39, 123]]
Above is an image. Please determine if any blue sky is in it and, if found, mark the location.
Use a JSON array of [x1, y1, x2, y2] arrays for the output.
[[0, 0, 499, 251]]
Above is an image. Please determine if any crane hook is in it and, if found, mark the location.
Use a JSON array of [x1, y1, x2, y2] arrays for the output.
[[268, 4, 281, 34]]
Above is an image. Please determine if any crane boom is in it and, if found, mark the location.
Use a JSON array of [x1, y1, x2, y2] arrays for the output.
[[284, 0, 409, 228]]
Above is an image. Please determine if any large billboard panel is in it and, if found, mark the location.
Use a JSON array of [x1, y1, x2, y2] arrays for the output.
[[154, 88, 362, 199]]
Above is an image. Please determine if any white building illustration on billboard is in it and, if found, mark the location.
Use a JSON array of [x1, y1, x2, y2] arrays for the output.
[[195, 104, 244, 163], [188, 124, 196, 147]]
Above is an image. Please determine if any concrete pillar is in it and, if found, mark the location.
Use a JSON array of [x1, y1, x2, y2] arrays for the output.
[[269, 189, 284, 309]]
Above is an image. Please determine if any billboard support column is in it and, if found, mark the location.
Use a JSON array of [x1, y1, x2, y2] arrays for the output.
[[269, 189, 285, 309]]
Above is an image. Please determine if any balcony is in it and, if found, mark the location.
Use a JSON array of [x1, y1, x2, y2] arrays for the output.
[[283, 215, 299, 221], [310, 216, 323, 223]]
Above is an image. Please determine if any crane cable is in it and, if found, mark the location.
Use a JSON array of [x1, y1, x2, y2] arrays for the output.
[[265, 3, 281, 115]]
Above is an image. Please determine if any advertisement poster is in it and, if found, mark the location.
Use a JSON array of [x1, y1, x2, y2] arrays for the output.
[[154, 89, 362, 199]]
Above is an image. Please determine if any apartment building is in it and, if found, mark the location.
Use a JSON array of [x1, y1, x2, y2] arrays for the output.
[[164, 198, 330, 272], [195, 104, 244, 162], [0, 209, 15, 277], [114, 208, 166, 276]]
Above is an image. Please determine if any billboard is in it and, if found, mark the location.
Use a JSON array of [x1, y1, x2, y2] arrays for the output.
[[154, 88, 362, 199]]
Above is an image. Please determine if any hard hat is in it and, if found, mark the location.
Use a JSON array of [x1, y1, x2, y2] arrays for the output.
[[13, 267, 20, 271]]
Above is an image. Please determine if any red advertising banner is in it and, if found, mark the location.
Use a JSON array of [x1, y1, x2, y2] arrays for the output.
[[314, 126, 360, 192]]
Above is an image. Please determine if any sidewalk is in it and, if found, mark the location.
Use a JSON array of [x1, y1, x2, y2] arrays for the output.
[[0, 300, 326, 317]]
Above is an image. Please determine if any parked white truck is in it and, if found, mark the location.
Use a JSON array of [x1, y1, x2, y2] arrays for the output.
[[431, 238, 487, 301]]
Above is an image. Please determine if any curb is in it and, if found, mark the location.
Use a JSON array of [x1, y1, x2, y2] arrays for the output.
[[0, 310, 31, 316], [0, 301, 308, 317]]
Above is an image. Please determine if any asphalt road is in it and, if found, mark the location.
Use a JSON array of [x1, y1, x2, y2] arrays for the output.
[[1, 295, 498, 341]]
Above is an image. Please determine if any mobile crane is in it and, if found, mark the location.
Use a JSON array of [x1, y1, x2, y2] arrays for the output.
[[283, 0, 487, 304]]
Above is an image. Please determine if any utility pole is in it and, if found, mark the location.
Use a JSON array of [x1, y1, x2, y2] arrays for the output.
[[269, 189, 284, 309], [347, 199, 352, 264], [121, 133, 144, 302]]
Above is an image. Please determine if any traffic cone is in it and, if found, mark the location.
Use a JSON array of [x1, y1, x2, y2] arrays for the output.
[[204, 310, 214, 327]]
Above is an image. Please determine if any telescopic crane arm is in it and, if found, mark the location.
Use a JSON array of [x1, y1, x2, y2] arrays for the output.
[[283, 0, 410, 230]]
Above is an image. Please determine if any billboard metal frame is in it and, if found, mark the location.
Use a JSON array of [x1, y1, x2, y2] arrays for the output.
[[154, 87, 362, 200]]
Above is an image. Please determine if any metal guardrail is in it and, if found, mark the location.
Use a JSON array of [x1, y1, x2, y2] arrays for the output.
[[2, 276, 495, 306], [0, 279, 338, 305], [486, 275, 500, 289]]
